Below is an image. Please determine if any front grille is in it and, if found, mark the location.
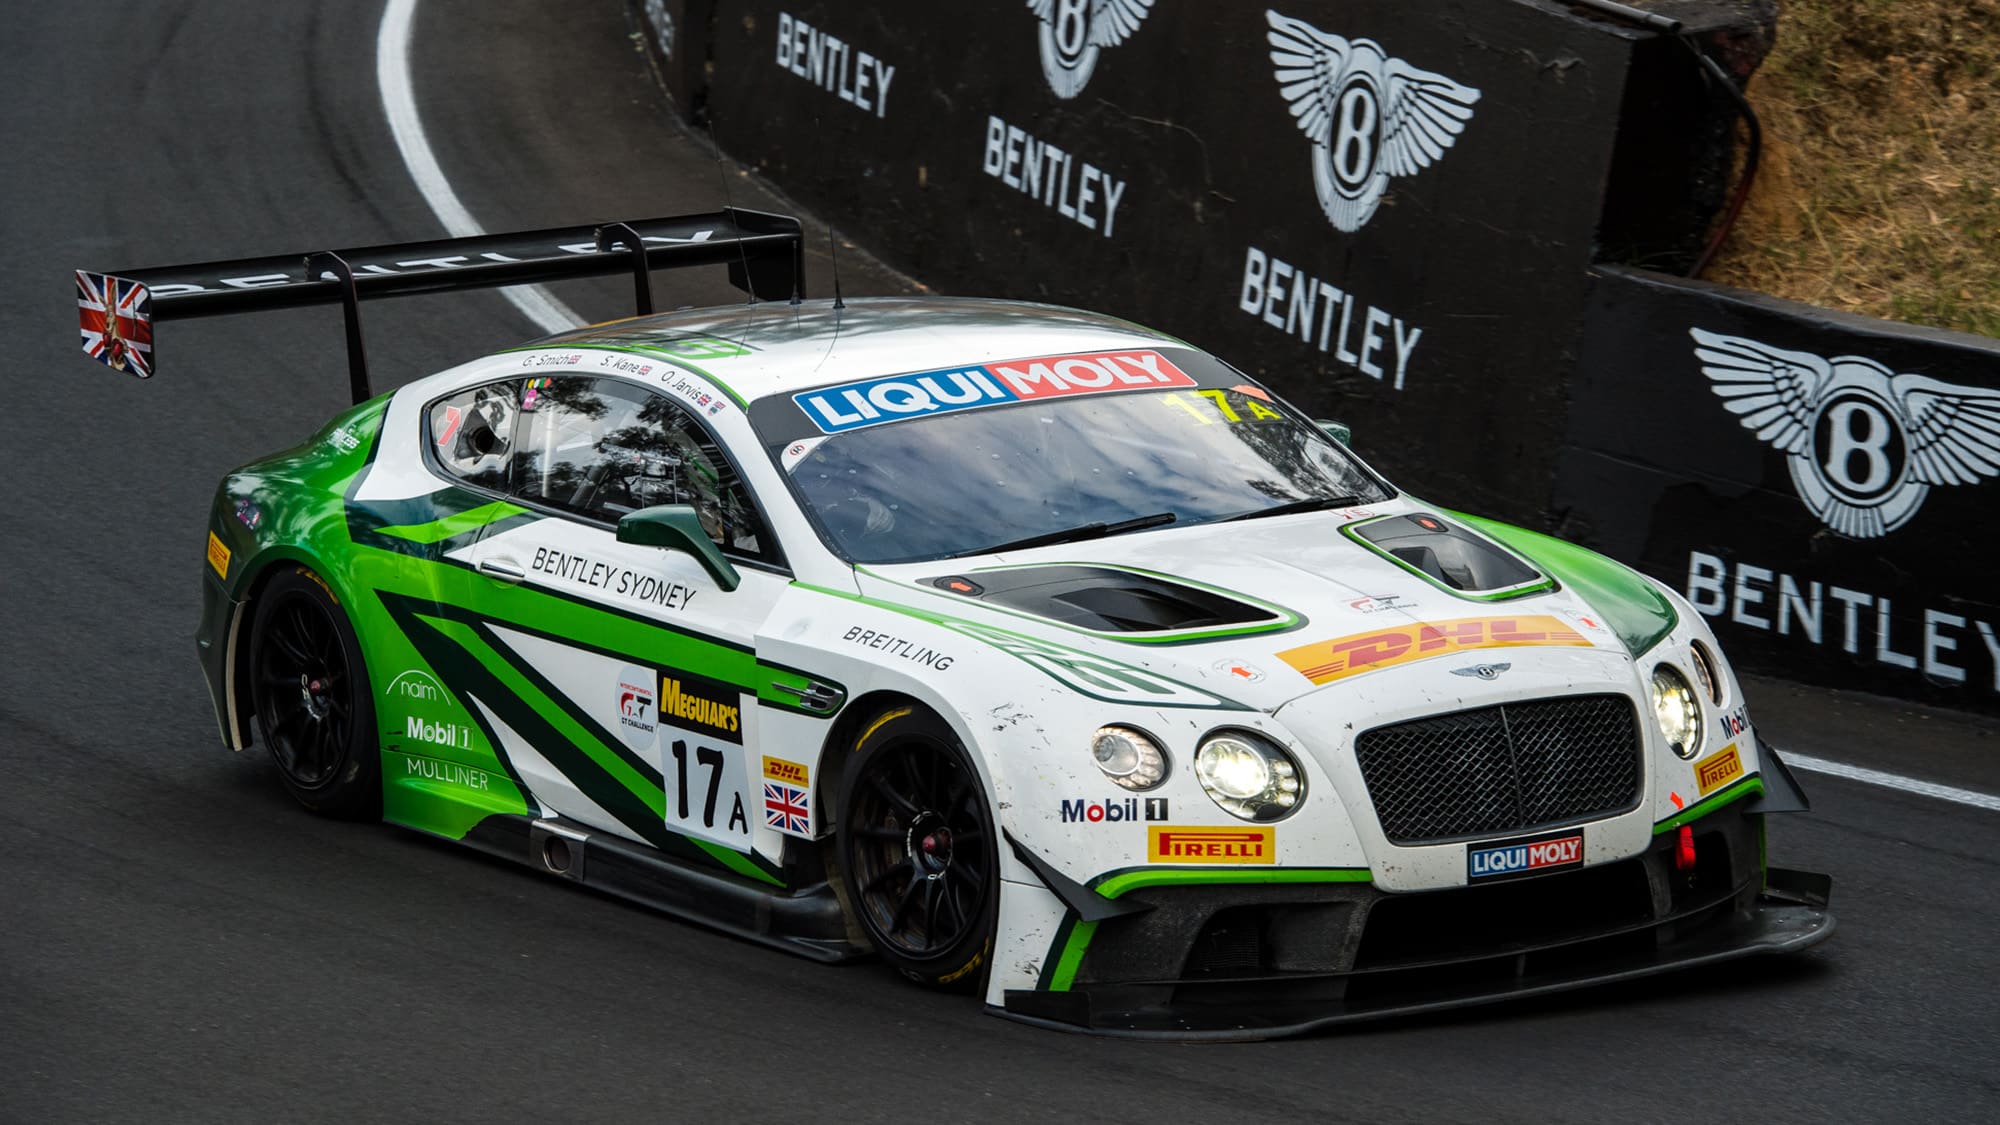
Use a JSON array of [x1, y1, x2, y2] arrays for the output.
[[1354, 694, 1642, 844]]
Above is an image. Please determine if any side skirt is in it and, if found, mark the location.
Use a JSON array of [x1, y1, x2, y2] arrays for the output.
[[432, 814, 869, 963]]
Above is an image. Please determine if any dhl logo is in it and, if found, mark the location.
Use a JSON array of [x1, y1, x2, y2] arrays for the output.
[[1695, 743, 1743, 797], [1276, 615, 1590, 685], [1147, 825, 1276, 864], [762, 756, 810, 786]]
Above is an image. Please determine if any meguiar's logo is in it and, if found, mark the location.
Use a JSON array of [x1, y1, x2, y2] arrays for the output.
[[1265, 9, 1481, 233], [659, 670, 742, 744], [1692, 328, 2000, 538], [1027, 0, 1156, 99]]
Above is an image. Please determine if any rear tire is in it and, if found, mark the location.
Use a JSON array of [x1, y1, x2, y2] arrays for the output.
[[249, 566, 380, 819], [837, 706, 998, 990]]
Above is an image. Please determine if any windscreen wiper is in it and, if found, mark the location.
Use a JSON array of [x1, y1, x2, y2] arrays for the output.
[[1220, 495, 1362, 522], [953, 511, 1178, 557]]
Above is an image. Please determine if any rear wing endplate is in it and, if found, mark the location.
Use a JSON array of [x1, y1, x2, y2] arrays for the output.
[[74, 208, 804, 403]]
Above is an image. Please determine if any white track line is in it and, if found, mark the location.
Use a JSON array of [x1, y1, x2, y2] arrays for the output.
[[1785, 752, 2000, 813], [375, 1, 2000, 820], [377, 0, 582, 335]]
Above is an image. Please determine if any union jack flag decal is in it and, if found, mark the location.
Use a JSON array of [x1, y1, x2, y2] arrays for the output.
[[763, 781, 812, 837], [76, 271, 155, 378]]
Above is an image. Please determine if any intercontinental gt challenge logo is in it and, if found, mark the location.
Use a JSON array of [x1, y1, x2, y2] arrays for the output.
[[1264, 9, 1481, 233], [1692, 328, 2000, 538], [1026, 0, 1156, 99]]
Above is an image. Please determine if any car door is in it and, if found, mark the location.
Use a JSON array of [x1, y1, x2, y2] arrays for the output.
[[441, 373, 791, 865]]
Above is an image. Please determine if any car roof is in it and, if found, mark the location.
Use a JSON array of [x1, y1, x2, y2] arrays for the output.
[[519, 296, 1186, 402]]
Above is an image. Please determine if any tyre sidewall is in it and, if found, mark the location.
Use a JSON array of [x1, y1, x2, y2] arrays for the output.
[[838, 706, 998, 990], [250, 565, 380, 819]]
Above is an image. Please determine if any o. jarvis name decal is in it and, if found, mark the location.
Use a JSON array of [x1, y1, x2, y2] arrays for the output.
[[793, 349, 1195, 433]]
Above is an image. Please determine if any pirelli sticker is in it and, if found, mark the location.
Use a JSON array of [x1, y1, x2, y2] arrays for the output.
[[1695, 743, 1744, 797], [1276, 615, 1591, 686], [1147, 825, 1275, 865], [206, 531, 231, 578], [658, 669, 742, 744]]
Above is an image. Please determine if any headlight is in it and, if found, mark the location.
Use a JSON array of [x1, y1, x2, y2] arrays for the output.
[[1091, 726, 1168, 790], [1650, 664, 1704, 760], [1194, 731, 1303, 821], [1687, 640, 1725, 706]]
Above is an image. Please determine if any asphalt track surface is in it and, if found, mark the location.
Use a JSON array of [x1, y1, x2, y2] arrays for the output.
[[4, 3, 1997, 1121]]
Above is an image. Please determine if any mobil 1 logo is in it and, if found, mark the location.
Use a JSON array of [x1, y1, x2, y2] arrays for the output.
[[659, 668, 752, 850], [1692, 328, 2000, 538]]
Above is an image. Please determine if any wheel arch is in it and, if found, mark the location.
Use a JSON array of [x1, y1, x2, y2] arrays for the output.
[[221, 545, 348, 751]]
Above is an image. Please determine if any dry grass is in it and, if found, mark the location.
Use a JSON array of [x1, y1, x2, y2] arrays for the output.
[[1704, 0, 2000, 337]]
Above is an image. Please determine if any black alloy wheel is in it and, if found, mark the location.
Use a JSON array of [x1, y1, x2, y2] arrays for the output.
[[838, 707, 998, 989], [249, 567, 379, 818]]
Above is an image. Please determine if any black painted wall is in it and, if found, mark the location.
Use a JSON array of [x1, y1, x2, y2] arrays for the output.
[[688, 0, 1667, 526], [1560, 267, 2000, 714]]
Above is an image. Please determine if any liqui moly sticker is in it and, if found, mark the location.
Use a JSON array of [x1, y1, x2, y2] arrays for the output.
[[792, 350, 1196, 433], [1467, 830, 1585, 882]]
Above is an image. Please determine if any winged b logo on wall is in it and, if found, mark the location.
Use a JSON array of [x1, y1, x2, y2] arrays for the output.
[[1692, 327, 2000, 538], [1265, 9, 1481, 233], [1027, 0, 1156, 99]]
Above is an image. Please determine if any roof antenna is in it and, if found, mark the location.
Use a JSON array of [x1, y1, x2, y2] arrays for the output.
[[828, 225, 845, 311], [706, 112, 758, 310]]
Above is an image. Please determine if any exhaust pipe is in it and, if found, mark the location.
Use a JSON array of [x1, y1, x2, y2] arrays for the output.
[[529, 819, 589, 882]]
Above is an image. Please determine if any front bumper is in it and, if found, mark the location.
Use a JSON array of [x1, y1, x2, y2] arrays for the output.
[[1000, 802, 1832, 1039]]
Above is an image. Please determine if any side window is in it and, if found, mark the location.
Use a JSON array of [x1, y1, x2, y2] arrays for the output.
[[427, 380, 520, 492], [509, 376, 771, 560]]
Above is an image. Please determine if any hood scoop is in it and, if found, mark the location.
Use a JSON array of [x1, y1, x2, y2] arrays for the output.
[[924, 565, 1280, 634], [1350, 513, 1550, 598]]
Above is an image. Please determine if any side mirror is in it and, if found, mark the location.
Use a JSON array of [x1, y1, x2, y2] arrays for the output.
[[616, 505, 741, 592], [1316, 419, 1352, 447]]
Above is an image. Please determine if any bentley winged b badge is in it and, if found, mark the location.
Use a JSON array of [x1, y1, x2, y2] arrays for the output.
[[1265, 9, 1482, 234], [1691, 328, 2000, 538]]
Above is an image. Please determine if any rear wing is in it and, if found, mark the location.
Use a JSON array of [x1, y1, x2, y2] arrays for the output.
[[74, 207, 805, 403]]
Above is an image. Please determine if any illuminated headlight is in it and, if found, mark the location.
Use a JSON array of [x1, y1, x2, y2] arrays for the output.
[[1194, 731, 1304, 821], [1092, 726, 1168, 790], [1650, 664, 1704, 760]]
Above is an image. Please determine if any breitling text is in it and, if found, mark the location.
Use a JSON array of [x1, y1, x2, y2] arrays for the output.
[[842, 626, 954, 670]]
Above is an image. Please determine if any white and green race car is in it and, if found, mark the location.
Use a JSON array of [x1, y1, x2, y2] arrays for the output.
[[77, 211, 1831, 1037]]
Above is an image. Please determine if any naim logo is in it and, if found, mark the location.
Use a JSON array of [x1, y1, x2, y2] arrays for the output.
[[1027, 0, 1156, 99], [1692, 328, 2000, 538], [385, 669, 447, 704], [1265, 9, 1481, 233]]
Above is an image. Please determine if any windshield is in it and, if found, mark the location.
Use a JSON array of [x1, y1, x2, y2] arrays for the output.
[[756, 348, 1391, 563]]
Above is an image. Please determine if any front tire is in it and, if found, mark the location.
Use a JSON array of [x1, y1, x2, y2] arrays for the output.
[[837, 706, 998, 989], [249, 566, 380, 819]]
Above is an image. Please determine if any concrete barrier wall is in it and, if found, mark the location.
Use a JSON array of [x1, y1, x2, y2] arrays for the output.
[[686, 0, 1672, 526], [638, 3, 2000, 717], [1560, 266, 2000, 714]]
